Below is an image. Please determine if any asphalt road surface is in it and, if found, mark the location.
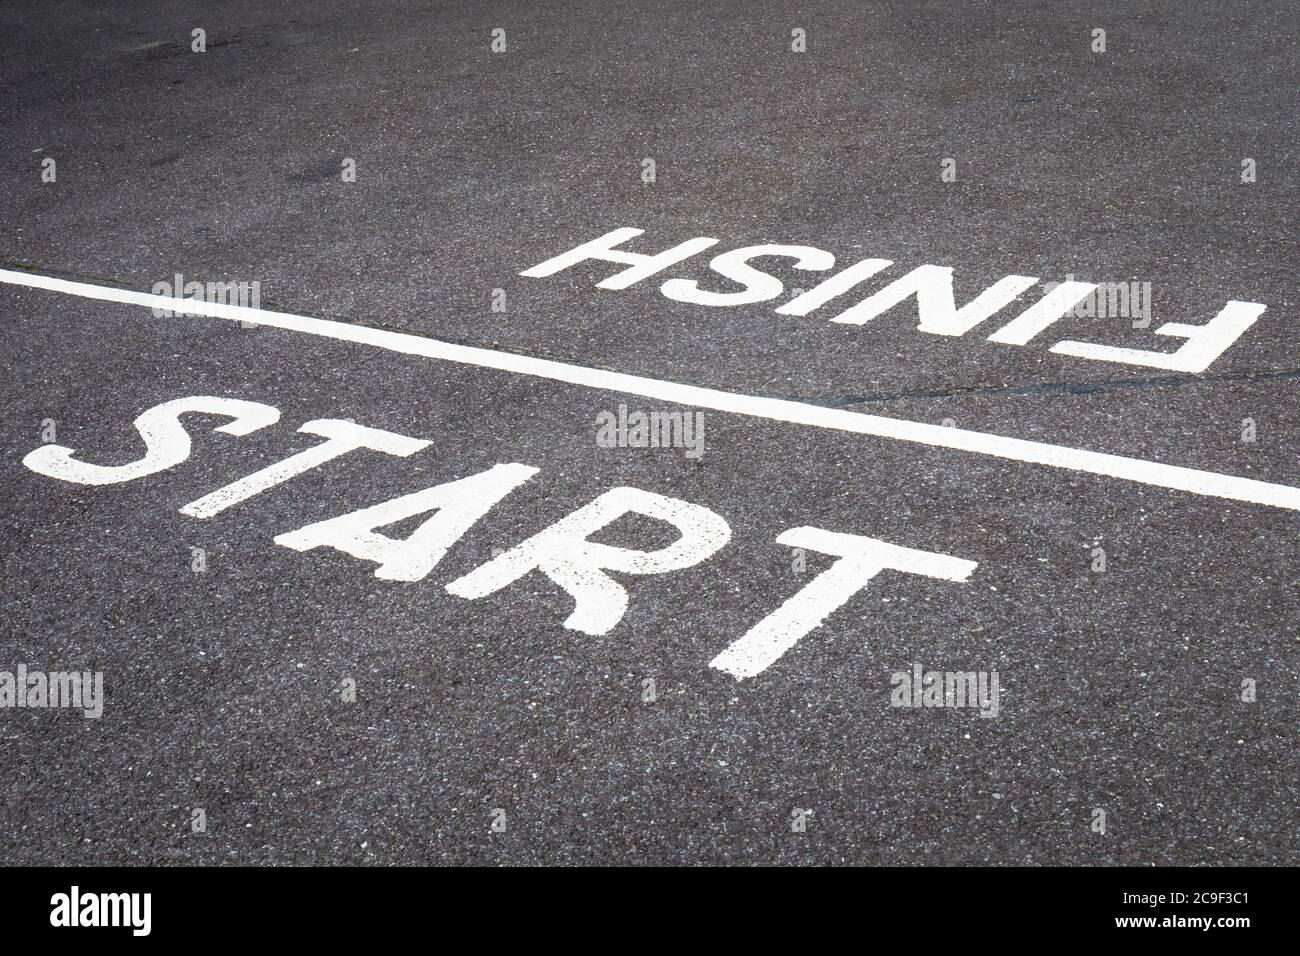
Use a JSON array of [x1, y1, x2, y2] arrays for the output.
[[1, 0, 1297, 865]]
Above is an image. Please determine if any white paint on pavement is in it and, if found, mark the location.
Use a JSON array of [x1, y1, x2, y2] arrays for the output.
[[22, 392, 972, 676], [661, 244, 835, 307], [709, 527, 977, 679], [181, 418, 429, 518], [1051, 302, 1267, 374], [829, 265, 1042, 337], [22, 395, 279, 485], [986, 280, 1098, 345], [519, 227, 719, 291], [446, 486, 732, 635], [517, 228, 1265, 372], [4, 267, 1299, 514], [776, 258, 893, 316], [274, 462, 538, 581]]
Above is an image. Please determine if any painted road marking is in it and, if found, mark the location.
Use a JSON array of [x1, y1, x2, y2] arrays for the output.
[[3, 266, 1299, 513], [22, 394, 973, 679], [709, 528, 978, 680], [522, 228, 1267, 373]]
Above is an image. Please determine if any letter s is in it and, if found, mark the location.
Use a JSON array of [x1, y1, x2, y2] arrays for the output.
[[23, 396, 279, 485], [660, 244, 834, 307]]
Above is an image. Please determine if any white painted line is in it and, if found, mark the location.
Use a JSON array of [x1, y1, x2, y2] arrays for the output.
[[3, 266, 1298, 513]]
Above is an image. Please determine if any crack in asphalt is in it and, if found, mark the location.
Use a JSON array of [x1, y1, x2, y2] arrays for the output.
[[797, 366, 1300, 408]]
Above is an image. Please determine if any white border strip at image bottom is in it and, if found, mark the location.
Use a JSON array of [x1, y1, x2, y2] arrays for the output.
[[2, 266, 1297, 514]]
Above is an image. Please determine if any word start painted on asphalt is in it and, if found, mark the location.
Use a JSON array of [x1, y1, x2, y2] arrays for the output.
[[23, 396, 977, 681], [520, 228, 1266, 373]]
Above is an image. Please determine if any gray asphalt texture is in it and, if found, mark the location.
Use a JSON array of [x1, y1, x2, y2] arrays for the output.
[[1, 0, 1297, 865]]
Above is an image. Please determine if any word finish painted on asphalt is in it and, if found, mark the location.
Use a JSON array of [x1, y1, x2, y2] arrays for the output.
[[521, 228, 1266, 373], [22, 395, 978, 680]]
